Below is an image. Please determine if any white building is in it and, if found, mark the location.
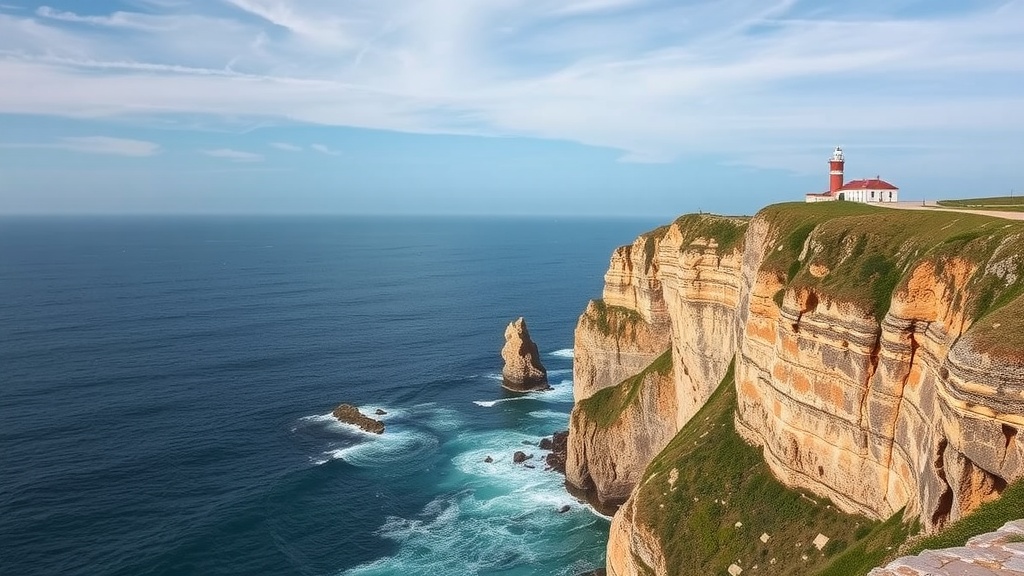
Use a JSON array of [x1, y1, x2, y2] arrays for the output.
[[805, 147, 899, 203]]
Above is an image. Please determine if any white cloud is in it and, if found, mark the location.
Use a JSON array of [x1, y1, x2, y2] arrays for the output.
[[0, 136, 161, 157], [201, 148, 264, 162], [0, 0, 1021, 172], [310, 144, 341, 156], [35, 6, 169, 30], [59, 136, 161, 156], [270, 142, 302, 151]]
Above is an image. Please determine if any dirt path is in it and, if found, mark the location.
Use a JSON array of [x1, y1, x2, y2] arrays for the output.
[[875, 201, 1024, 221]]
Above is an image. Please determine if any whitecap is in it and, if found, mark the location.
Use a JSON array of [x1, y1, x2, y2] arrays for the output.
[[549, 348, 574, 358], [527, 409, 570, 421], [471, 397, 526, 408], [548, 368, 572, 376], [320, 429, 439, 468], [472, 380, 574, 408]]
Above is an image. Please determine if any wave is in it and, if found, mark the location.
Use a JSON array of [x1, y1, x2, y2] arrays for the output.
[[298, 405, 452, 467], [314, 428, 439, 468], [344, 432, 601, 576], [549, 348, 574, 358], [473, 380, 574, 408], [527, 409, 570, 421]]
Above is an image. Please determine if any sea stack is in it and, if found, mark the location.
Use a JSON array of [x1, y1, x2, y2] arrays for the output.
[[501, 317, 550, 392], [332, 404, 385, 434]]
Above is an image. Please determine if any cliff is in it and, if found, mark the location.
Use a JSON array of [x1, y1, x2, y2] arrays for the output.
[[570, 202, 1024, 575], [566, 215, 747, 509]]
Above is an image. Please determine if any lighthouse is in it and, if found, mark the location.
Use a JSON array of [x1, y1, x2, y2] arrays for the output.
[[829, 147, 845, 193], [805, 147, 899, 203]]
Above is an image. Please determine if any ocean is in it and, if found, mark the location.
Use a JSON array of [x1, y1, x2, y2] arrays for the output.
[[0, 216, 661, 576]]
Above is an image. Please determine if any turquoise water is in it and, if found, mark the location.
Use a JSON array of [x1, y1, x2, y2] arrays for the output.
[[0, 216, 659, 576]]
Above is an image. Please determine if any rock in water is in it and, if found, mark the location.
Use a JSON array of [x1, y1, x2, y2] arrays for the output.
[[332, 404, 385, 434], [513, 451, 533, 464], [501, 317, 550, 392], [543, 431, 569, 474]]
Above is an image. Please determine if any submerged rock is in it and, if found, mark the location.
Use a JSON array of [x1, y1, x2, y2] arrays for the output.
[[513, 451, 533, 464], [501, 317, 550, 392], [374, 408, 387, 416], [484, 456, 493, 463], [332, 404, 385, 434], [558, 505, 571, 514]]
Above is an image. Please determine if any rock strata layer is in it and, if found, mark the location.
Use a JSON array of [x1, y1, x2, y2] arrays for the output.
[[332, 404, 385, 434], [569, 206, 1024, 576], [567, 215, 746, 509], [501, 317, 550, 392]]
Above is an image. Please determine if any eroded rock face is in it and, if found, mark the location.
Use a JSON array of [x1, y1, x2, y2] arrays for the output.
[[734, 243, 1024, 531], [566, 365, 677, 508], [589, 209, 1024, 576], [332, 404, 385, 434], [573, 233, 673, 403], [501, 317, 549, 392], [567, 215, 745, 511]]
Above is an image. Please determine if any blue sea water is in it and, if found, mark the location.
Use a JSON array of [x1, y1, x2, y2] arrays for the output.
[[0, 216, 660, 576]]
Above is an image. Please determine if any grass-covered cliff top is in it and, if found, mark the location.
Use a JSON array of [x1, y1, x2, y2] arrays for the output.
[[577, 348, 672, 428], [938, 196, 1024, 212], [630, 364, 913, 576], [670, 213, 750, 254], [757, 202, 1024, 333], [635, 213, 750, 264]]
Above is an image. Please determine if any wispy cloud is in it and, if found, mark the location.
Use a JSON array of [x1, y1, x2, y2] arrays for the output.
[[35, 6, 170, 31], [270, 142, 302, 152], [0, 136, 161, 157], [310, 144, 341, 156], [201, 148, 264, 162], [0, 0, 1021, 171]]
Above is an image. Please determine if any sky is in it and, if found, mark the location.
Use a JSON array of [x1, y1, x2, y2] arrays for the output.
[[0, 0, 1022, 216]]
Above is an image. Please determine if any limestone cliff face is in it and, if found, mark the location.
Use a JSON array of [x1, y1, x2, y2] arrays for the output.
[[566, 356, 676, 507], [573, 234, 672, 403], [586, 204, 1024, 576], [734, 211, 1024, 533], [567, 215, 747, 507]]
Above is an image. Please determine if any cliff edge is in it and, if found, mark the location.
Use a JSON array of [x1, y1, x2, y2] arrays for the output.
[[570, 202, 1024, 576]]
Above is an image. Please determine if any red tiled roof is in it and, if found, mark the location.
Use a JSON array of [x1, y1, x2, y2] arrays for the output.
[[838, 178, 898, 191]]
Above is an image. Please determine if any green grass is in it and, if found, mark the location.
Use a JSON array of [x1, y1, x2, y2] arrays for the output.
[[815, 512, 917, 576], [757, 202, 1024, 326], [577, 348, 672, 428], [938, 196, 1024, 211], [585, 299, 646, 338], [904, 478, 1024, 555], [669, 213, 750, 255], [631, 363, 898, 576]]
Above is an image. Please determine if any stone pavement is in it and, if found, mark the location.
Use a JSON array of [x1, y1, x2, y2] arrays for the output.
[[876, 201, 1024, 221], [868, 521, 1024, 575]]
